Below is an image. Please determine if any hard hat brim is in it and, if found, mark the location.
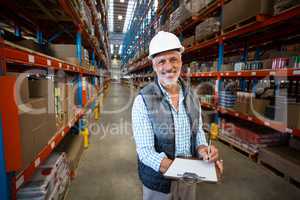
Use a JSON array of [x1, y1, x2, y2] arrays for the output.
[[148, 47, 185, 60]]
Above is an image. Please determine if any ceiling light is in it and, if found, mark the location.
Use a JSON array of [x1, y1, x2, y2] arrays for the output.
[[118, 15, 123, 20], [120, 0, 125, 2], [115, 44, 119, 47]]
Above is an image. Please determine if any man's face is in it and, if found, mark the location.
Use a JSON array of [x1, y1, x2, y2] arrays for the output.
[[152, 50, 182, 86]]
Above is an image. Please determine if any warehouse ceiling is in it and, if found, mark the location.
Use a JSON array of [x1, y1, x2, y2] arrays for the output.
[[108, 0, 136, 56]]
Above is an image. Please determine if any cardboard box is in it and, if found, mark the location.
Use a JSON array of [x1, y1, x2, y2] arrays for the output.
[[28, 78, 54, 98], [287, 103, 300, 129], [248, 98, 270, 117], [233, 101, 249, 114], [18, 98, 56, 170], [55, 134, 84, 173], [222, 64, 234, 71], [223, 0, 274, 30], [15, 39, 53, 55], [6, 72, 29, 104], [65, 57, 80, 66], [50, 44, 83, 63]]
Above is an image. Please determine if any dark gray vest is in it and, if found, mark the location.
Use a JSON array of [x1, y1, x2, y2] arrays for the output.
[[137, 78, 200, 193]]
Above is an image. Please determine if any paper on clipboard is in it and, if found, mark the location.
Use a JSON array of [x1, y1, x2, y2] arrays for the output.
[[164, 158, 218, 183]]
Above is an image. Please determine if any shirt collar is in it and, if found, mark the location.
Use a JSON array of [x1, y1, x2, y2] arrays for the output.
[[157, 80, 184, 104]]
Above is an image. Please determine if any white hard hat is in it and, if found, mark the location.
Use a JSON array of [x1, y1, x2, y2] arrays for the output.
[[148, 31, 184, 59]]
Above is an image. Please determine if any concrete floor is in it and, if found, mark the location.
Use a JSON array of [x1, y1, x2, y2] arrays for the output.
[[68, 82, 300, 200]]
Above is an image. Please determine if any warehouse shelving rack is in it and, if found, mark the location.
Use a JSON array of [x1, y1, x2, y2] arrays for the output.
[[0, 0, 110, 199], [123, 1, 300, 149]]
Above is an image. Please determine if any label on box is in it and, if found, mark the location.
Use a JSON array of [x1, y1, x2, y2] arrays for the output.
[[235, 113, 239, 117], [269, 71, 276, 76], [237, 72, 241, 76], [59, 63, 62, 68], [51, 141, 55, 149], [264, 121, 270, 126], [293, 70, 300, 75], [16, 176, 24, 189], [226, 73, 229, 76], [247, 116, 253, 121], [47, 59, 51, 66], [34, 158, 40, 167], [28, 55, 35, 63], [286, 128, 293, 133], [61, 131, 65, 137], [68, 122, 72, 128], [67, 65, 70, 70], [251, 72, 256, 76]]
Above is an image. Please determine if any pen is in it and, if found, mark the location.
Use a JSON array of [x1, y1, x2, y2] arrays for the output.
[[208, 139, 212, 161]]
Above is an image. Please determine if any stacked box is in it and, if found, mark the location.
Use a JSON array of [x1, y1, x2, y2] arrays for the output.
[[55, 134, 84, 177], [80, 0, 93, 36], [55, 77, 68, 131], [223, 0, 274, 30], [219, 91, 237, 108], [184, 0, 216, 15], [6, 72, 30, 105], [233, 92, 270, 117], [18, 98, 56, 171], [50, 44, 83, 66], [17, 153, 70, 200], [220, 119, 288, 152], [5, 74, 57, 171], [195, 17, 220, 41], [182, 36, 195, 47], [169, 4, 192, 31], [83, 48, 90, 68], [66, 77, 76, 122]]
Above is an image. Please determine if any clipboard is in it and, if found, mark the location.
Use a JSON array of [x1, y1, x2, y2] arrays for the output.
[[163, 158, 218, 183]]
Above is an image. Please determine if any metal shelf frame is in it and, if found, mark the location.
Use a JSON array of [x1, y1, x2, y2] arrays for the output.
[[0, 1, 111, 198], [201, 102, 300, 137], [128, 5, 300, 73], [127, 2, 300, 140]]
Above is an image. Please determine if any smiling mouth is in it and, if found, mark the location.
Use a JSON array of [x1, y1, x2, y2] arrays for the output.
[[161, 71, 177, 76]]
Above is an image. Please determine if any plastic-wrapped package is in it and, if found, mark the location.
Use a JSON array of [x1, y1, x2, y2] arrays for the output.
[[169, 4, 192, 31], [195, 17, 220, 41], [17, 153, 70, 200], [184, 0, 216, 14]]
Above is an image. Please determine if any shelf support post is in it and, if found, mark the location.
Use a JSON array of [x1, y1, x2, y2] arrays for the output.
[[36, 30, 43, 45], [76, 30, 82, 65], [92, 50, 95, 66], [216, 38, 224, 126], [14, 26, 21, 38]]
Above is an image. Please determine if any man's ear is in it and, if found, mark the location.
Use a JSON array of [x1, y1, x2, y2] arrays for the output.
[[152, 63, 157, 73]]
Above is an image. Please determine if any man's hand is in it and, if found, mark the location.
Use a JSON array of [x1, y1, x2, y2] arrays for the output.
[[197, 145, 219, 161], [216, 160, 224, 179], [159, 158, 173, 173], [197, 145, 224, 178]]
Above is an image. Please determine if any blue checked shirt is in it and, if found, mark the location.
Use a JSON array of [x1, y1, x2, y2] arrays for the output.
[[132, 82, 208, 172]]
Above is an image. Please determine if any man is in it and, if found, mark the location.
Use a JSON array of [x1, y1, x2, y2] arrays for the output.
[[132, 31, 223, 200]]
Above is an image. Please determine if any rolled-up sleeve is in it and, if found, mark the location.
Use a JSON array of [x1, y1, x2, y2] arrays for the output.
[[132, 95, 167, 172]]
